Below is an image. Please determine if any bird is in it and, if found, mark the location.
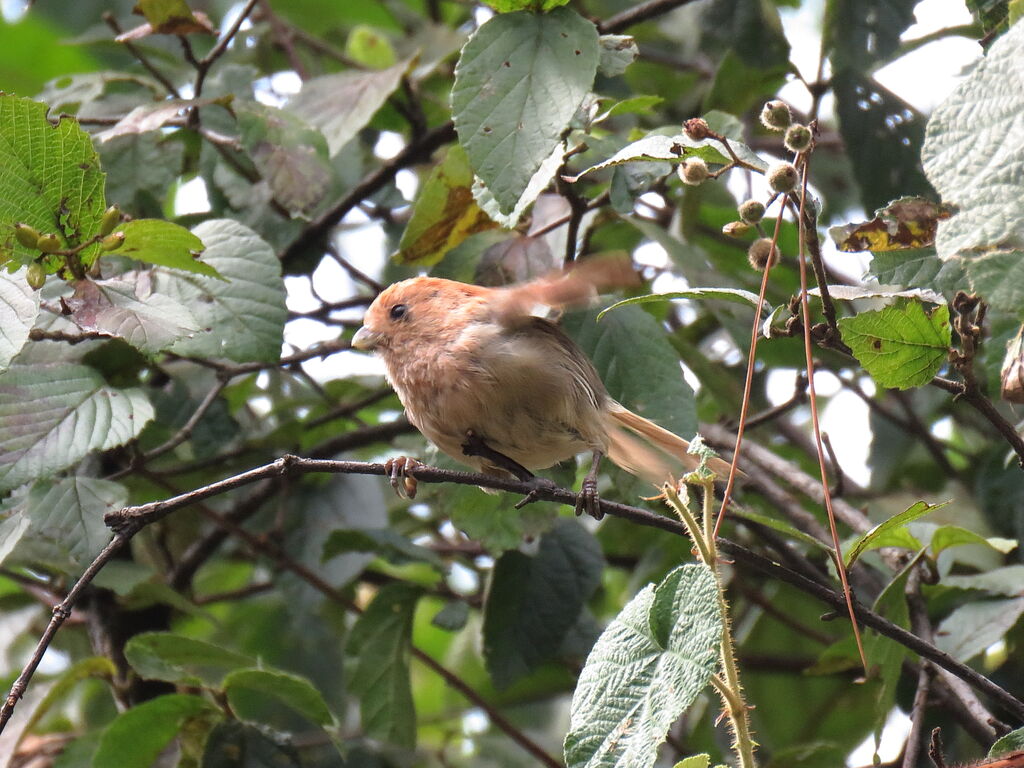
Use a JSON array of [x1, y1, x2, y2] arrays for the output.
[[351, 257, 729, 518]]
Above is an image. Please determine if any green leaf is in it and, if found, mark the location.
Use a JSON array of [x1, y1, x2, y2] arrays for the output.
[[931, 525, 1018, 556], [735, 510, 832, 553], [673, 755, 710, 768], [562, 305, 697, 442], [94, 99, 206, 143], [345, 25, 398, 69], [0, 362, 153, 493], [202, 721, 316, 767], [942, 565, 1024, 596], [0, 16, 101, 98], [597, 35, 638, 77], [599, 288, 771, 320], [472, 141, 565, 228], [564, 564, 721, 768], [397, 144, 497, 265], [867, 247, 966, 297], [452, 8, 599, 214], [990, 727, 1024, 758], [124, 632, 254, 687], [289, 61, 408, 155], [93, 694, 219, 768], [157, 219, 287, 363], [935, 597, 1024, 661], [598, 95, 664, 121], [964, 250, 1024, 317], [864, 562, 913, 753], [482, 0, 570, 10], [322, 528, 444, 568], [0, 94, 105, 267], [114, 219, 217, 278], [0, 267, 40, 371], [703, 49, 788, 116], [432, 600, 470, 631], [809, 285, 945, 304], [838, 301, 951, 390], [18, 656, 117, 738], [923, 20, 1024, 259], [0, 477, 126, 570], [484, 519, 604, 689], [65, 275, 198, 354], [234, 101, 332, 216], [134, 0, 200, 29], [347, 582, 421, 749], [844, 501, 948, 566], [224, 668, 335, 727]]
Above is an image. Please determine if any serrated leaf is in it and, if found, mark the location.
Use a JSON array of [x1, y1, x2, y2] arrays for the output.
[[397, 144, 497, 265], [65, 274, 197, 354], [93, 694, 219, 768], [809, 285, 946, 304], [838, 301, 951, 389], [673, 755, 710, 768], [0, 362, 153, 492], [598, 288, 771, 320], [564, 564, 721, 768], [934, 597, 1024, 661], [115, 219, 217, 277], [923, 20, 1024, 259], [829, 197, 951, 253], [990, 727, 1024, 758], [930, 526, 1018, 556], [0, 94, 105, 267], [289, 62, 408, 155], [234, 101, 331, 215], [322, 528, 444, 568], [598, 35, 637, 77], [452, 8, 599, 214], [224, 668, 335, 727], [124, 632, 254, 687], [845, 501, 948, 566], [347, 582, 421, 748], [964, 250, 1024, 317], [0, 268, 39, 371], [472, 141, 565, 228], [0, 477, 126, 570], [943, 565, 1024, 596], [484, 519, 603, 689], [157, 219, 286, 363]]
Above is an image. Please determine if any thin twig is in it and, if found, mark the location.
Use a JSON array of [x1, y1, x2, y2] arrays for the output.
[[598, 0, 703, 33], [103, 12, 182, 98]]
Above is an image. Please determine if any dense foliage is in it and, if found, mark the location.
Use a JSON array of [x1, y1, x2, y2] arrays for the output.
[[1, 1, 1023, 767]]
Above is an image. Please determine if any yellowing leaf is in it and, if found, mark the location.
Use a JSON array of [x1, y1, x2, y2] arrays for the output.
[[397, 145, 497, 265], [829, 197, 952, 253]]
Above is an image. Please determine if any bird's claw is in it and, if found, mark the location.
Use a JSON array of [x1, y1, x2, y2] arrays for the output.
[[514, 476, 557, 509], [575, 476, 603, 520], [384, 456, 421, 499]]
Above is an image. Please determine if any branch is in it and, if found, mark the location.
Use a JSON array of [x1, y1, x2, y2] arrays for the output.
[[598, 0, 704, 33]]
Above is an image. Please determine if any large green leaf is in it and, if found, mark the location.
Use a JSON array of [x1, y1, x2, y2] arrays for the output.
[[990, 727, 1024, 758], [844, 500, 948, 566], [0, 94, 105, 267], [0, 477, 126, 570], [347, 582, 421, 749], [599, 287, 771, 319], [93, 694, 219, 768], [483, 519, 604, 689], [125, 632, 255, 687], [923, 20, 1024, 260], [114, 219, 218, 278], [224, 668, 336, 727], [838, 301, 951, 389], [452, 7, 599, 214], [0, 362, 153, 492], [0, 267, 39, 371], [288, 62, 408, 155], [564, 564, 721, 768], [934, 597, 1024, 661], [156, 219, 286, 363]]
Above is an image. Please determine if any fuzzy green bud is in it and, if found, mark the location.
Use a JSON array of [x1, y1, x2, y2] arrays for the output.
[[748, 238, 780, 270], [99, 205, 121, 237], [36, 234, 61, 254], [784, 123, 813, 153], [759, 100, 791, 131], [767, 162, 799, 194], [101, 232, 126, 251], [738, 199, 766, 224], [26, 263, 45, 290], [722, 221, 751, 238], [13, 223, 40, 249], [678, 156, 709, 186]]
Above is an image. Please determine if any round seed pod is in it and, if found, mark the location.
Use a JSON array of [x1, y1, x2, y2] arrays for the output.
[[767, 162, 799, 194], [99, 205, 121, 236], [26, 263, 45, 290], [760, 100, 791, 131], [722, 221, 751, 238], [748, 238, 780, 270], [14, 223, 41, 249], [683, 117, 711, 141], [36, 234, 61, 254], [678, 157, 709, 186], [738, 199, 766, 224], [784, 123, 812, 153]]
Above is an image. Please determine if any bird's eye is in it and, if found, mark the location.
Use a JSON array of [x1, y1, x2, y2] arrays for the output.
[[389, 303, 408, 320]]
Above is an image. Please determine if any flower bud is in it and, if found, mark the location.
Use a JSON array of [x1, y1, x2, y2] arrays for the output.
[[678, 156, 709, 186], [683, 117, 710, 141], [767, 162, 799, 194], [1001, 326, 1024, 404], [36, 234, 61, 253], [101, 232, 126, 251], [722, 221, 751, 238], [738, 199, 765, 224], [748, 238, 780, 270], [99, 205, 121, 236], [760, 100, 791, 131], [14, 223, 40, 249], [26, 263, 45, 290], [784, 123, 812, 153]]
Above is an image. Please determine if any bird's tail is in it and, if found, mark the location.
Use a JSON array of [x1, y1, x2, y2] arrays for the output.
[[603, 401, 734, 484]]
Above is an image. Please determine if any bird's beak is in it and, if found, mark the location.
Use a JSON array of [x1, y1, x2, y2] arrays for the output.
[[351, 326, 383, 351]]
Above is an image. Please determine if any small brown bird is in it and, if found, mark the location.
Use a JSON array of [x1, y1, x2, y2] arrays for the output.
[[352, 258, 723, 517]]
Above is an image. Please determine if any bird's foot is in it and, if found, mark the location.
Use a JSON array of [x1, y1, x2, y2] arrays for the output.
[[383, 456, 422, 499], [514, 476, 558, 509], [575, 475, 603, 520]]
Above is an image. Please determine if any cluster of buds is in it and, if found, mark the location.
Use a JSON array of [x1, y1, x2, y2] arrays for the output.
[[12, 205, 123, 290]]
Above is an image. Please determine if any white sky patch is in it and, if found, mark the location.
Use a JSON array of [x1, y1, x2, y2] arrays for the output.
[[1, 0, 29, 22], [635, 240, 671, 268], [847, 708, 913, 767], [374, 131, 405, 160], [173, 176, 211, 216], [311, 255, 356, 303], [300, 349, 386, 382], [284, 275, 319, 313], [395, 168, 419, 202], [254, 71, 303, 107]]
